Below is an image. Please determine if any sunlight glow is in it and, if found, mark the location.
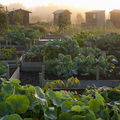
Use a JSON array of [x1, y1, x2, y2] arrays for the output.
[[1, 0, 120, 11]]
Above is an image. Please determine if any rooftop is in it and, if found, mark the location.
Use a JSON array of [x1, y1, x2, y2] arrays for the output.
[[110, 9, 120, 13], [8, 8, 32, 13], [86, 10, 105, 14], [53, 9, 71, 14]]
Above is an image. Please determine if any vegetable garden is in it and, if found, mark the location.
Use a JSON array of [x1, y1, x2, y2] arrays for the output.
[[0, 28, 120, 119]]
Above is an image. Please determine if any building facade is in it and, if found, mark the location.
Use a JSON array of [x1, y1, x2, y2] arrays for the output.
[[110, 10, 120, 28], [53, 9, 71, 25], [86, 10, 105, 27], [8, 8, 31, 26]]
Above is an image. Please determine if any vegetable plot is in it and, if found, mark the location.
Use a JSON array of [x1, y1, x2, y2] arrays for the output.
[[0, 79, 119, 120]]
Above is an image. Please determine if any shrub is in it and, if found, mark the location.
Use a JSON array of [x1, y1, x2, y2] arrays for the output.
[[44, 39, 79, 59], [72, 31, 94, 47], [0, 47, 17, 60], [6, 27, 40, 45], [0, 6, 8, 35], [30, 25, 46, 33], [86, 32, 120, 50]]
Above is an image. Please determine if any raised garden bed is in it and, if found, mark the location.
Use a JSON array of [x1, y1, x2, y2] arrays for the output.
[[21, 53, 44, 72], [20, 71, 39, 86], [2, 55, 23, 68], [21, 62, 42, 72], [42, 79, 120, 89], [15, 67, 120, 89], [0, 45, 29, 52], [19, 70, 120, 89]]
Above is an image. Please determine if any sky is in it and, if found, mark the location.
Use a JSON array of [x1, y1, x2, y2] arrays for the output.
[[1, 0, 120, 11]]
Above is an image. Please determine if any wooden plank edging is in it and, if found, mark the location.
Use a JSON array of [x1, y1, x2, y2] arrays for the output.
[[10, 67, 20, 79]]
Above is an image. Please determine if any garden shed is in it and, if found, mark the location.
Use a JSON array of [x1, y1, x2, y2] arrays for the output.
[[0, 4, 4, 11], [8, 8, 32, 26], [53, 9, 71, 25], [85, 10, 105, 27], [110, 9, 120, 28]]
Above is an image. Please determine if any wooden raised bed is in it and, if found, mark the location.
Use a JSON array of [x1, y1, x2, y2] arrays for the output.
[[21, 54, 43, 72], [20, 59, 120, 89], [21, 62, 42, 72], [0, 45, 29, 52], [10, 67, 20, 79], [1, 55, 23, 68], [11, 64, 120, 89], [38, 65, 120, 89], [41, 79, 120, 89]]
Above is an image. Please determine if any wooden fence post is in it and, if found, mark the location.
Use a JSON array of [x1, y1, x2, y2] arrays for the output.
[[39, 72, 44, 88], [96, 65, 100, 81], [16, 56, 19, 67], [21, 52, 25, 63], [7, 64, 9, 79], [39, 56, 45, 88]]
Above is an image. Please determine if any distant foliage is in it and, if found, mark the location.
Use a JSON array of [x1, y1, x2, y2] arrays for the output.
[[75, 13, 84, 24], [73, 32, 120, 51], [44, 39, 79, 59], [6, 27, 40, 45], [0, 6, 8, 35], [30, 25, 46, 33], [72, 31, 94, 47], [87, 32, 120, 50]]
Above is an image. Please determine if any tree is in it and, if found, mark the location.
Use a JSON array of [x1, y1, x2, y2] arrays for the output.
[[0, 4, 8, 35], [75, 13, 84, 25]]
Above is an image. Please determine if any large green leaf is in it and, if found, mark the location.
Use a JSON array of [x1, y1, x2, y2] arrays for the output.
[[0, 114, 23, 120], [0, 102, 14, 116], [6, 95, 29, 114], [24, 118, 33, 120], [1, 84, 14, 94], [44, 107, 57, 120], [61, 100, 72, 112], [47, 90, 65, 107], [95, 92, 105, 106], [89, 99, 100, 112], [86, 111, 96, 120], [0, 92, 7, 102], [59, 112, 72, 120], [9, 79, 21, 86], [72, 115, 86, 120], [71, 105, 81, 112], [35, 87, 48, 107], [100, 108, 110, 120]]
